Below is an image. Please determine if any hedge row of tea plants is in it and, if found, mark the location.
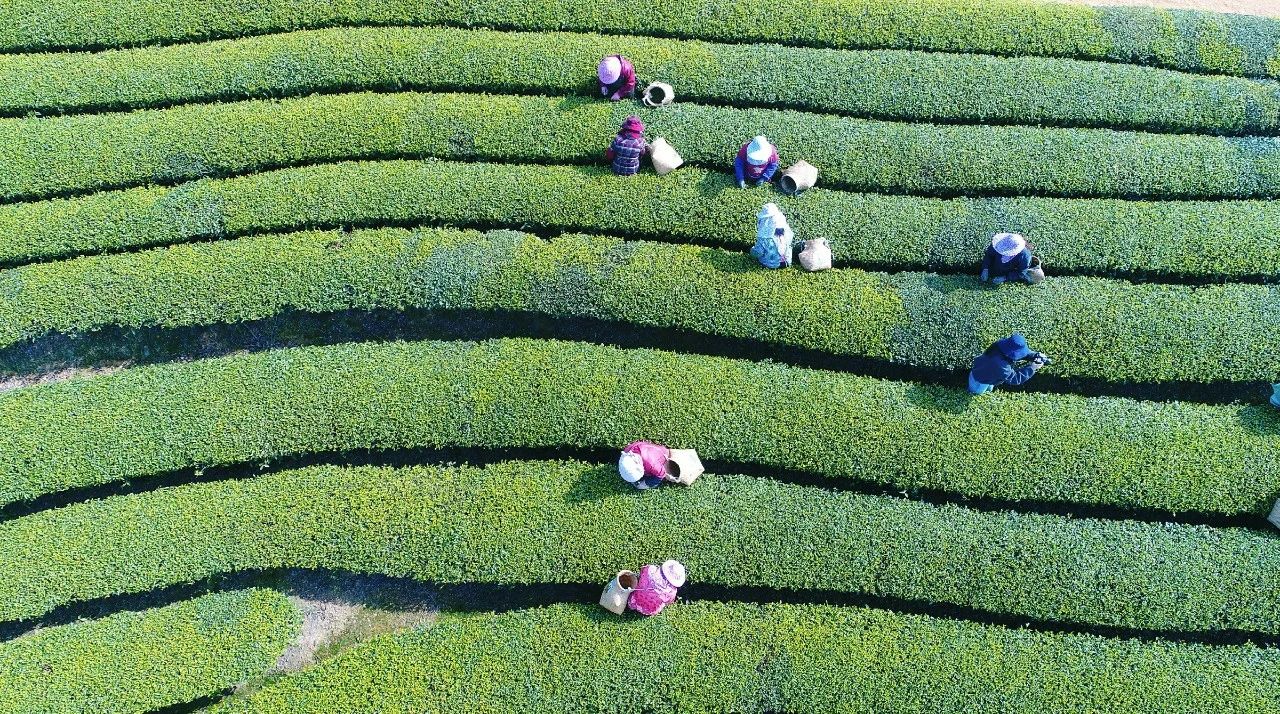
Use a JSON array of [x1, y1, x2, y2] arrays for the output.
[[8, 160, 1280, 280], [3, 461, 1278, 632], [6, 91, 1280, 203], [5, 26, 1279, 136], [1, 0, 1277, 78], [0, 589, 298, 714], [210, 602, 1280, 714], [1, 338, 1275, 514], [5, 226, 1280, 384]]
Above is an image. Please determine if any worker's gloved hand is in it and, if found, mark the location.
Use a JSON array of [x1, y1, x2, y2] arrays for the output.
[[737, 180, 747, 189], [979, 269, 989, 282], [991, 276, 1006, 285], [755, 179, 769, 187]]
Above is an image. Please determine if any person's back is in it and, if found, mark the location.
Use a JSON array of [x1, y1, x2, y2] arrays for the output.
[[969, 333, 1041, 395], [606, 115, 649, 177]]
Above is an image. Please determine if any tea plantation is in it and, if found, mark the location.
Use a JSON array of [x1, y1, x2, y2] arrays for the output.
[[2, 0, 1280, 711]]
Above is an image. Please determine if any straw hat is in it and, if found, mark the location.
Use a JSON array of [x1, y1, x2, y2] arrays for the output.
[[598, 56, 622, 84], [746, 136, 773, 165], [618, 451, 645, 484], [660, 559, 687, 588], [992, 232, 1026, 257]]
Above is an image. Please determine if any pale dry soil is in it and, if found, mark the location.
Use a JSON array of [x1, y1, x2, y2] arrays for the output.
[[1056, 0, 1280, 18]]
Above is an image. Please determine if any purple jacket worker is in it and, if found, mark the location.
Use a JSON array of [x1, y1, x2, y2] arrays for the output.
[[734, 136, 779, 188]]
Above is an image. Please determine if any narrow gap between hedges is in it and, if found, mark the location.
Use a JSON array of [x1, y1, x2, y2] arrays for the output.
[[7, 66, 1271, 140], [0, 308, 1266, 405], [7, 206, 1277, 288], [0, 17, 1266, 83], [4, 568, 1278, 651], [2, 443, 1268, 532], [8, 110, 1280, 208]]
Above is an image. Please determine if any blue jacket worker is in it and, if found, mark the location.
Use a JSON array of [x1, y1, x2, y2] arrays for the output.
[[969, 333, 1047, 395], [980, 232, 1033, 284]]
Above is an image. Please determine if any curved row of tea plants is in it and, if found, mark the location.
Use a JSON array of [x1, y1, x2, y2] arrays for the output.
[[9, 160, 1280, 281], [3, 461, 1278, 633], [5, 26, 1279, 136], [0, 589, 297, 714], [6, 226, 1280, 385], [6, 91, 1280, 203], [2, 0, 1277, 79], [0, 338, 1275, 514], [210, 602, 1280, 714]]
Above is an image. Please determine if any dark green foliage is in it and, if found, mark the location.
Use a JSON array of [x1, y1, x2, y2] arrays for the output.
[[0, 0, 1277, 78], [8, 160, 1280, 282], [2, 26, 1277, 135], [3, 226, 1280, 385], [6, 91, 1280, 203], [0, 338, 1276, 514], [0, 589, 298, 714], [3, 461, 1279, 633], [209, 602, 1280, 713]]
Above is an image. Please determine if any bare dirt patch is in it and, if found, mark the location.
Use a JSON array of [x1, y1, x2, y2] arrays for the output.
[[1055, 0, 1280, 18]]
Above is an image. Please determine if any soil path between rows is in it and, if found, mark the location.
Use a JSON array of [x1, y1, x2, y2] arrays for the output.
[[1059, 0, 1280, 18]]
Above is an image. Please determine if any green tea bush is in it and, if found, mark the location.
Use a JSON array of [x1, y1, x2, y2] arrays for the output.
[[0, 589, 298, 714], [0, 0, 1277, 78], [210, 603, 1280, 713], [3, 462, 1278, 632], [8, 161, 1280, 282], [5, 91, 1280, 203], [1, 338, 1276, 514], [3, 26, 1277, 135], [3, 227, 1278, 384]]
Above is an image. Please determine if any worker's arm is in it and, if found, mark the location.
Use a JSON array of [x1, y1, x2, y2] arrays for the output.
[[759, 155, 780, 181], [1002, 363, 1039, 386], [734, 154, 747, 183]]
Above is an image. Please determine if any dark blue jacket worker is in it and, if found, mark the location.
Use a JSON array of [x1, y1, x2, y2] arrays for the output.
[[969, 334, 1043, 395], [980, 232, 1033, 284]]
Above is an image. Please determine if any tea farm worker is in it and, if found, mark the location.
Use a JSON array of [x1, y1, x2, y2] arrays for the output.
[[735, 135, 779, 188], [598, 54, 637, 101], [618, 440, 669, 490], [1271, 383, 1280, 409], [968, 333, 1044, 395], [980, 232, 1033, 285], [752, 202, 793, 269], [627, 559, 686, 616], [605, 116, 650, 177]]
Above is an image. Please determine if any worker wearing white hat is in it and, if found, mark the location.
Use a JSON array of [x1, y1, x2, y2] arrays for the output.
[[627, 559, 686, 616], [979, 232, 1033, 285], [597, 55, 636, 101], [734, 135, 780, 188]]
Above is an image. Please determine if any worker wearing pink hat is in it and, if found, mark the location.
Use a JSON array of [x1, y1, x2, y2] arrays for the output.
[[627, 559, 686, 616], [605, 116, 650, 177], [598, 55, 637, 101]]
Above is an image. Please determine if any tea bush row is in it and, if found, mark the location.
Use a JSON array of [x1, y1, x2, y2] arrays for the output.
[[4, 226, 1279, 384], [1, 0, 1277, 78], [1, 338, 1275, 514], [3, 461, 1278, 632], [4, 26, 1278, 136], [210, 602, 1280, 713], [9, 160, 1280, 282], [5, 91, 1280, 203], [0, 589, 297, 714]]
